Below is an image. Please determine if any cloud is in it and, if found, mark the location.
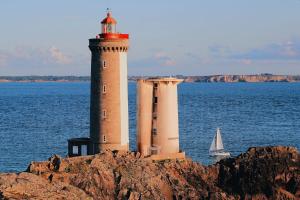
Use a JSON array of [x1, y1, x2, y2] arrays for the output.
[[0, 46, 72, 67], [240, 59, 252, 65], [185, 52, 200, 60], [231, 40, 300, 61], [281, 41, 298, 57], [129, 51, 178, 75], [49, 46, 71, 64], [209, 45, 231, 57], [154, 52, 176, 66], [0, 46, 92, 75], [184, 52, 212, 64]]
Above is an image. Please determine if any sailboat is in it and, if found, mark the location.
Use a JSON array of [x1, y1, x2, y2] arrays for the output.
[[209, 128, 231, 157]]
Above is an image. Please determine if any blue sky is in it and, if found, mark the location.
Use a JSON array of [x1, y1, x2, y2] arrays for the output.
[[0, 0, 300, 76]]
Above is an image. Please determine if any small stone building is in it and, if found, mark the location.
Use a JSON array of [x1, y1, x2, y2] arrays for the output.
[[68, 138, 90, 157]]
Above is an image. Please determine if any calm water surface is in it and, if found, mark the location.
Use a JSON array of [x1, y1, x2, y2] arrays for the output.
[[0, 82, 299, 172]]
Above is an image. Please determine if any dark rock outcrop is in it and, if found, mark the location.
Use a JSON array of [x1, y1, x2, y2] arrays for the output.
[[0, 146, 299, 200], [217, 146, 300, 199]]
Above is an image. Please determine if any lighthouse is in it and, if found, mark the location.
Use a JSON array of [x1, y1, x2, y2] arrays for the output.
[[68, 11, 129, 156], [88, 10, 130, 154]]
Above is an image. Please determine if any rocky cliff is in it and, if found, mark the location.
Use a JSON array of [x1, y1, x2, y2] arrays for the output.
[[183, 75, 300, 83], [0, 146, 299, 200]]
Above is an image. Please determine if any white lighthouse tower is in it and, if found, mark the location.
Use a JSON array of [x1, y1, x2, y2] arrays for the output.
[[89, 10, 130, 154]]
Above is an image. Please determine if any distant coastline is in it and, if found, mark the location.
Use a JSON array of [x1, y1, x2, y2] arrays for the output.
[[1, 74, 300, 83], [0, 76, 90, 83]]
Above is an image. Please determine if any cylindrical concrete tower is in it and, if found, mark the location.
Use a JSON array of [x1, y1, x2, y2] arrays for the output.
[[89, 11, 129, 154], [137, 78, 184, 158], [154, 79, 182, 154], [136, 80, 153, 156]]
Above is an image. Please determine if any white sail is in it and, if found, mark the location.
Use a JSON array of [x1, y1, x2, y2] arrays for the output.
[[209, 128, 224, 152], [215, 128, 224, 151], [209, 134, 216, 152]]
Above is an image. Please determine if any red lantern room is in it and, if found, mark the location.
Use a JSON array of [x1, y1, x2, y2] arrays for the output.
[[101, 11, 117, 33], [99, 9, 129, 40]]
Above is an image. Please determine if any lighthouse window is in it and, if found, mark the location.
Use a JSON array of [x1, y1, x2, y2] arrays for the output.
[[152, 128, 157, 135], [103, 85, 107, 93], [103, 135, 107, 142], [102, 110, 107, 119], [154, 97, 158, 104], [102, 60, 107, 69], [107, 24, 112, 32], [152, 105, 157, 113], [153, 113, 157, 119]]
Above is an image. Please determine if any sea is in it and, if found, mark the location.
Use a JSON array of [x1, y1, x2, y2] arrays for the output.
[[0, 82, 299, 172]]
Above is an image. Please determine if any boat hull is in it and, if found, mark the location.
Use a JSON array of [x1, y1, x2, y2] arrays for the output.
[[209, 151, 231, 157]]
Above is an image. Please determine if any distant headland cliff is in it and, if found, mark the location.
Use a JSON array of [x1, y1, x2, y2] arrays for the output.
[[133, 74, 300, 83], [0, 146, 299, 199], [1, 74, 300, 83]]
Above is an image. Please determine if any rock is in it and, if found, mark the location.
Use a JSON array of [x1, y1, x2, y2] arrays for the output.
[[135, 152, 141, 159], [48, 154, 62, 171], [0, 172, 91, 199], [217, 146, 300, 199], [0, 146, 299, 199]]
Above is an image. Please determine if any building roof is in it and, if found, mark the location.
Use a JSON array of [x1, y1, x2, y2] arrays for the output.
[[101, 12, 117, 24]]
